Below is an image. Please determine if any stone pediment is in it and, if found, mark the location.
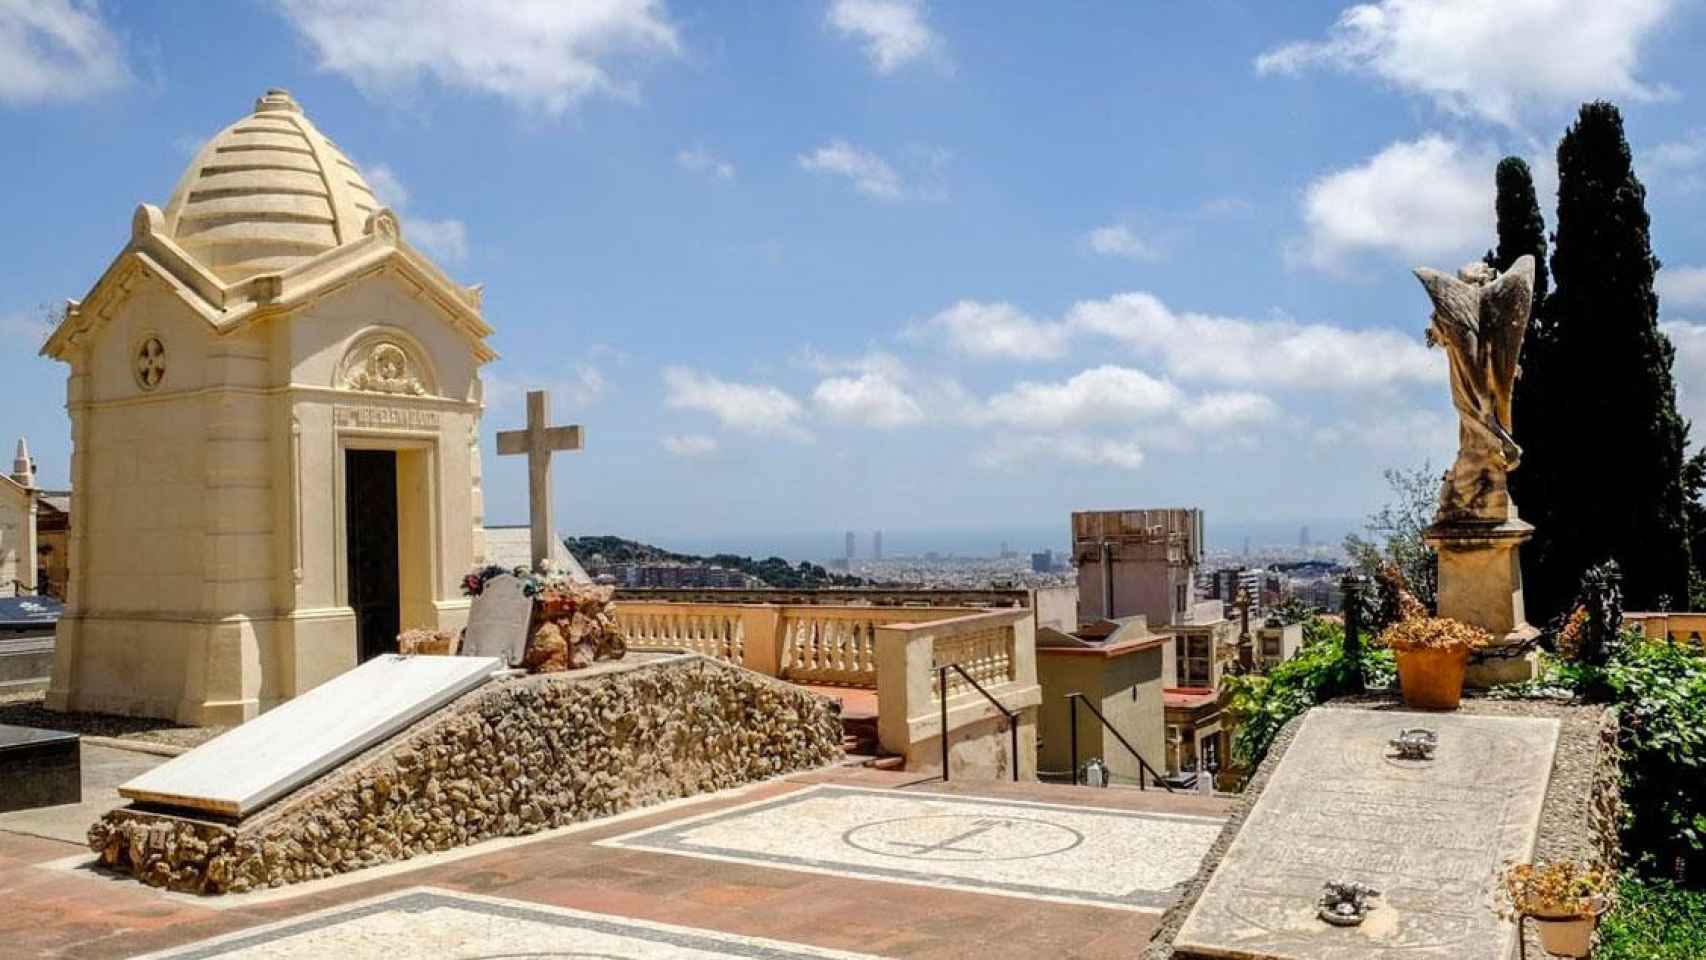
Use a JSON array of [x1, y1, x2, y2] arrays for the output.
[[41, 204, 495, 365]]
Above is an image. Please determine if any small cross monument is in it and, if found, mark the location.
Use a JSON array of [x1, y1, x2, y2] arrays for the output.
[[496, 390, 583, 570]]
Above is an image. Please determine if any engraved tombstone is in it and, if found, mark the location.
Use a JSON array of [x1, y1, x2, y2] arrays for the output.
[[1174, 708, 1560, 960], [461, 574, 533, 666]]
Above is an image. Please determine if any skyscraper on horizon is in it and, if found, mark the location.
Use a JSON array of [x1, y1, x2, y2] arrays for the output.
[[1300, 525, 1311, 548], [844, 530, 855, 564], [873, 529, 883, 560]]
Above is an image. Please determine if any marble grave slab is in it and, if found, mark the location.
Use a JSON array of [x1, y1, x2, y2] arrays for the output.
[[134, 887, 883, 959], [1173, 708, 1560, 960], [460, 573, 532, 665], [603, 783, 1224, 910], [120, 655, 500, 818]]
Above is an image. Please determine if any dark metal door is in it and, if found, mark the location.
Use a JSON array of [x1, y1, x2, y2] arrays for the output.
[[344, 449, 399, 662]]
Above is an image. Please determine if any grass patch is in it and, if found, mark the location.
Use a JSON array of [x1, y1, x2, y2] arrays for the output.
[[1595, 878, 1706, 959]]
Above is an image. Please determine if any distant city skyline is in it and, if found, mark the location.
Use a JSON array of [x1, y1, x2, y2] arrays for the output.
[[577, 517, 1359, 567]]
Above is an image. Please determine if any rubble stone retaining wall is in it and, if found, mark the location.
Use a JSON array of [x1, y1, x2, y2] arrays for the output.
[[89, 654, 843, 893]]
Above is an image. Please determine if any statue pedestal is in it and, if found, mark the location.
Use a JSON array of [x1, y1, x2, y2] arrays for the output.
[[1425, 517, 1541, 687]]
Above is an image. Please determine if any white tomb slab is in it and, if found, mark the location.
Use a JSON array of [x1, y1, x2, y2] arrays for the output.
[[120, 655, 500, 818], [1173, 707, 1560, 960]]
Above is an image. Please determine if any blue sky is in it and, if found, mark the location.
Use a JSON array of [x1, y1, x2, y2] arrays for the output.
[[4, 1, 1706, 555]]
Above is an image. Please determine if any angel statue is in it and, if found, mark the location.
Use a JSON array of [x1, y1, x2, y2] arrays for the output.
[[1413, 255, 1536, 523]]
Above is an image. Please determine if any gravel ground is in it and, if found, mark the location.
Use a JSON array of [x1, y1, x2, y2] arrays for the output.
[[1144, 692, 1619, 960], [0, 690, 228, 748]]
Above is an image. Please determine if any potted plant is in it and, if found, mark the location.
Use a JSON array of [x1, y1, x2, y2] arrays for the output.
[[1377, 616, 1490, 709], [1497, 859, 1613, 957]]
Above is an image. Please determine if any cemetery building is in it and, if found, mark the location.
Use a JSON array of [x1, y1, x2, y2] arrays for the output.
[[0, 439, 39, 596], [41, 89, 495, 724]]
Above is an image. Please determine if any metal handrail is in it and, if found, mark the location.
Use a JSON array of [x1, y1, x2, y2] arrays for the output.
[[1067, 691, 1174, 793], [938, 663, 1020, 783]]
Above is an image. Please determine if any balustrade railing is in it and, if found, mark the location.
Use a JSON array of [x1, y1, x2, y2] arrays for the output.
[[615, 606, 745, 664], [611, 601, 974, 684], [613, 599, 1042, 778]]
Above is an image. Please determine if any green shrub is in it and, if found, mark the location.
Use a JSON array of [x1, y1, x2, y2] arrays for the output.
[[1604, 639, 1706, 878], [1222, 619, 1391, 776], [1596, 878, 1706, 959]]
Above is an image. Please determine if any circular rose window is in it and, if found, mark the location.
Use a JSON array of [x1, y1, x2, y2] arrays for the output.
[[135, 336, 165, 390]]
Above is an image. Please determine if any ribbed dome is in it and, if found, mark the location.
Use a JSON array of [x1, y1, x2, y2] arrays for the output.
[[161, 89, 382, 282]]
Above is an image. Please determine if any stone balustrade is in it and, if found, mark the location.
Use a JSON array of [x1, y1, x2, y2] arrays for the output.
[[613, 601, 975, 685], [613, 600, 1042, 780]]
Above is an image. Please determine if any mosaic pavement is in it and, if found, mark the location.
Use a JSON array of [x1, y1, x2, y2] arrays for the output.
[[601, 784, 1224, 910], [134, 887, 884, 960]]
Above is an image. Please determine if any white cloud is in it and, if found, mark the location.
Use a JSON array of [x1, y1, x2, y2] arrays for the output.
[[662, 366, 808, 439], [978, 434, 1146, 471], [911, 300, 1070, 361], [1665, 322, 1706, 430], [0, 0, 129, 105], [1646, 134, 1705, 175], [406, 218, 469, 262], [1065, 292, 1440, 390], [361, 163, 468, 262], [1659, 266, 1706, 310], [660, 433, 717, 456], [981, 366, 1182, 430], [812, 372, 925, 428], [799, 140, 903, 200], [1084, 224, 1161, 262], [827, 0, 937, 74], [1293, 135, 1495, 271], [1645, 134, 1706, 193], [275, 0, 680, 113], [485, 364, 606, 412], [364, 164, 410, 207], [1256, 0, 1674, 127], [1181, 392, 1280, 430], [677, 146, 734, 180]]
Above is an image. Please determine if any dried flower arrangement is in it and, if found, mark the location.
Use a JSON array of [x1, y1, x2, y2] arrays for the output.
[[1497, 859, 1614, 920], [1378, 616, 1493, 653]]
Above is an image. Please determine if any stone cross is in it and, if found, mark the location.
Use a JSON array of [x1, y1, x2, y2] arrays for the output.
[[496, 390, 583, 571]]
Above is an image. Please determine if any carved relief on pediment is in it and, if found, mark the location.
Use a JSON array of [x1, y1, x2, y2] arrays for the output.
[[342, 339, 427, 396]]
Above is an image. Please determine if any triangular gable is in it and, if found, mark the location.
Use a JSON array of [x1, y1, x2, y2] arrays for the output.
[[43, 204, 495, 364]]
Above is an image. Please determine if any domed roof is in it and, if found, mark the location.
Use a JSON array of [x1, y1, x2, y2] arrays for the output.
[[161, 89, 383, 282]]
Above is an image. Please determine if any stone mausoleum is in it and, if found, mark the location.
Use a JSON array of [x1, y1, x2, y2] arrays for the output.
[[43, 90, 495, 724]]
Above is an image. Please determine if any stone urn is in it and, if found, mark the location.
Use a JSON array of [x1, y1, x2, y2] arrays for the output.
[[1394, 646, 1469, 710]]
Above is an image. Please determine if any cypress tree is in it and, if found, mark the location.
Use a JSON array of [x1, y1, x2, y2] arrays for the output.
[[1536, 101, 1692, 615], [1485, 158, 1553, 580]]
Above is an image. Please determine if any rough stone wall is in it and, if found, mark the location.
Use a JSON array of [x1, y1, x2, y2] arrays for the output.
[[88, 655, 842, 894]]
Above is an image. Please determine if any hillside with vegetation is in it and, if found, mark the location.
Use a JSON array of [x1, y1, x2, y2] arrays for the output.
[[565, 535, 872, 590]]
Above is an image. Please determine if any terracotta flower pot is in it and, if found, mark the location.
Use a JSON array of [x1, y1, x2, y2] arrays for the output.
[[1531, 913, 1595, 957], [1394, 645, 1469, 709]]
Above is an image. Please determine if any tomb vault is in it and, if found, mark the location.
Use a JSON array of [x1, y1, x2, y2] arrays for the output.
[[41, 89, 497, 724]]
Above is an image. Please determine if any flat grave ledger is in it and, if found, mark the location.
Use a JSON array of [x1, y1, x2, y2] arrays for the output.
[[0, 724, 79, 813], [602, 784, 1224, 911], [135, 887, 882, 960], [120, 655, 501, 818], [460, 573, 533, 665], [1173, 708, 1560, 960]]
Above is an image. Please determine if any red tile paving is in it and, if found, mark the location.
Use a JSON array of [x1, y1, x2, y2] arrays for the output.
[[0, 762, 1232, 960]]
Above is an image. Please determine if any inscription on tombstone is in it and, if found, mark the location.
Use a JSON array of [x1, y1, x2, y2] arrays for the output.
[[1173, 708, 1559, 960], [461, 573, 533, 666]]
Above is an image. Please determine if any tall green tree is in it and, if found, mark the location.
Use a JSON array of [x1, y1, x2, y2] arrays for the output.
[[1532, 101, 1693, 615], [1485, 158, 1553, 557]]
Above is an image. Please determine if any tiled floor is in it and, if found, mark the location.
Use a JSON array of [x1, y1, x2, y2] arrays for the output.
[[0, 763, 1230, 960]]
